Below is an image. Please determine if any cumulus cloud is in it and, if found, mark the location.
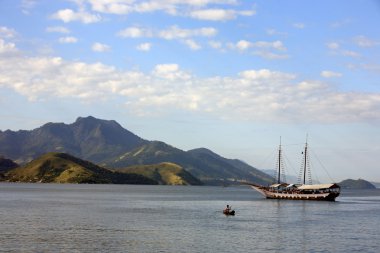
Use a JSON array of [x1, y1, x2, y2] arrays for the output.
[[326, 42, 340, 50], [0, 39, 18, 54], [321, 71, 343, 78], [293, 23, 305, 29], [231, 39, 288, 59], [92, 42, 111, 52], [233, 40, 286, 51], [158, 26, 217, 40], [152, 64, 191, 80], [136, 42, 152, 51], [208, 40, 222, 49], [46, 26, 70, 34], [353, 35, 380, 48], [58, 36, 78, 43], [341, 50, 361, 58], [0, 26, 17, 39], [182, 39, 202, 50], [189, 8, 255, 21], [88, 0, 133, 14], [1, 49, 379, 123], [55, 0, 252, 23], [118, 25, 217, 50], [117, 27, 153, 38], [21, 0, 37, 14], [51, 8, 101, 23], [326, 42, 361, 58], [157, 26, 216, 50]]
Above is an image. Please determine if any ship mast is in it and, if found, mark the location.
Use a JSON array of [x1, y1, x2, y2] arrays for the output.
[[303, 135, 308, 185], [277, 137, 282, 184]]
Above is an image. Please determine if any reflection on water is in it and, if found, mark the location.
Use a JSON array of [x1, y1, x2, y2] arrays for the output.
[[0, 183, 379, 252]]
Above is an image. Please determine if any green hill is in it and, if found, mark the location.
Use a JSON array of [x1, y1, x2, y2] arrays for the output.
[[119, 162, 203, 185], [3, 152, 156, 184], [339, 179, 376, 189]]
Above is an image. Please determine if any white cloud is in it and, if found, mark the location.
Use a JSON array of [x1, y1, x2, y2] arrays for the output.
[[51, 8, 101, 24], [88, 0, 133, 14], [231, 39, 288, 59], [293, 23, 305, 29], [233, 40, 286, 52], [0, 39, 18, 54], [331, 19, 351, 29], [152, 63, 191, 80], [158, 26, 217, 40], [208, 40, 222, 49], [117, 27, 153, 38], [0, 27, 17, 39], [189, 9, 254, 21], [92, 42, 111, 52], [236, 40, 251, 51], [21, 0, 37, 14], [46, 26, 70, 34], [58, 36, 78, 43], [118, 25, 216, 51], [321, 71, 343, 78], [327, 42, 361, 58], [266, 28, 287, 36], [341, 50, 361, 58], [1, 50, 380, 123], [190, 9, 232, 21], [63, 0, 248, 23], [253, 51, 289, 60], [326, 42, 340, 50], [183, 39, 201, 50], [353, 35, 380, 48], [254, 40, 286, 51], [136, 42, 152, 51]]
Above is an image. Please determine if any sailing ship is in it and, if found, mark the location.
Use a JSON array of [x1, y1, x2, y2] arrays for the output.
[[249, 138, 340, 201]]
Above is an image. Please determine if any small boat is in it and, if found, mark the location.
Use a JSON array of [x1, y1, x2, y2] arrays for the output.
[[249, 137, 340, 201], [223, 209, 235, 215]]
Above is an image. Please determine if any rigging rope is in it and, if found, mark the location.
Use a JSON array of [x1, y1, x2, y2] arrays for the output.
[[309, 148, 335, 182]]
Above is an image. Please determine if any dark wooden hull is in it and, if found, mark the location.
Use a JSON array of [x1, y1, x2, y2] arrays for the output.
[[250, 186, 340, 201], [223, 210, 235, 215]]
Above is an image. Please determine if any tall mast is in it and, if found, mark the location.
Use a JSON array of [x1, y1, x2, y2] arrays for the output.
[[277, 137, 282, 184], [303, 135, 308, 185]]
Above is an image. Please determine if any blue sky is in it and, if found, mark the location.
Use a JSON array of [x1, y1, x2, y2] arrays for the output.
[[1, 0, 380, 182]]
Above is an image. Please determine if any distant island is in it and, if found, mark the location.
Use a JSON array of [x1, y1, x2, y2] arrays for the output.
[[338, 179, 376, 189]]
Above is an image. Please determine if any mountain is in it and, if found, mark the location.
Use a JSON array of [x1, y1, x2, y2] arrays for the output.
[[0, 116, 274, 185], [0, 116, 147, 164], [261, 169, 299, 184], [339, 179, 376, 189], [3, 152, 157, 184], [107, 142, 273, 185], [0, 157, 18, 173], [187, 148, 273, 185], [119, 162, 203, 185]]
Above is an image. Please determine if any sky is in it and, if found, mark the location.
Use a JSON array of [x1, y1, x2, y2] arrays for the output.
[[0, 0, 380, 182]]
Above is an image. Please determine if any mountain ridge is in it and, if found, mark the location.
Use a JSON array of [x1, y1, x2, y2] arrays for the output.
[[0, 116, 274, 185]]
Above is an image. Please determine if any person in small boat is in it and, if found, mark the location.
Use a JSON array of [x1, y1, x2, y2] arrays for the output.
[[225, 205, 231, 212]]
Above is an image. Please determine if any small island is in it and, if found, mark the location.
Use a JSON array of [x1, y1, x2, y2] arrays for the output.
[[339, 179, 376, 189]]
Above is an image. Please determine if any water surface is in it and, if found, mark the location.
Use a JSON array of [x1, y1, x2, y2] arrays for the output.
[[1, 183, 379, 252]]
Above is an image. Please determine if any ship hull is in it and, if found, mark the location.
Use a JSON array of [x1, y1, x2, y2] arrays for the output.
[[250, 185, 340, 201]]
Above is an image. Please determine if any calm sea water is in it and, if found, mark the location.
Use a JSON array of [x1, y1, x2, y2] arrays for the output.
[[0, 183, 379, 253]]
